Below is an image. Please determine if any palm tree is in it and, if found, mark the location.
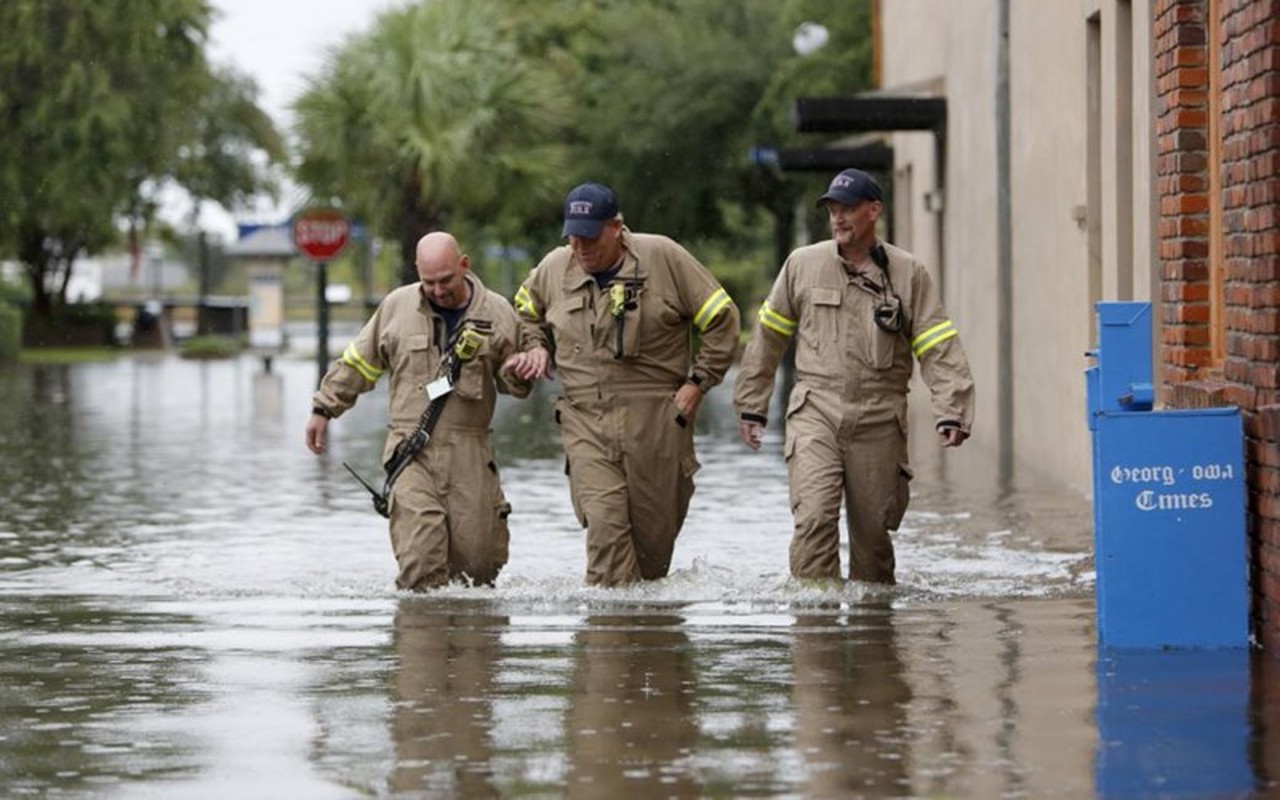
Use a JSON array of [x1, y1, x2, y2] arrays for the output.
[[293, 0, 572, 285]]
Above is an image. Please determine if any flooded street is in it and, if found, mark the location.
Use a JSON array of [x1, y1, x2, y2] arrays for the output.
[[1, 349, 1276, 798]]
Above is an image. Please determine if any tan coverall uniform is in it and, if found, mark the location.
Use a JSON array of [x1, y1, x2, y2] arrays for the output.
[[312, 273, 529, 590], [514, 228, 740, 586], [734, 240, 974, 583]]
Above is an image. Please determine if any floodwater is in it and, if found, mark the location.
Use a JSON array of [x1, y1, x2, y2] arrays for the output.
[[1, 345, 1276, 798]]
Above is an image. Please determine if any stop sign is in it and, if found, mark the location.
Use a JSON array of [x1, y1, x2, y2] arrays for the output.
[[292, 207, 352, 262]]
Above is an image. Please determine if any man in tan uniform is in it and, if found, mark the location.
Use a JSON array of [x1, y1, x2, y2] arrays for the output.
[[734, 169, 975, 584], [306, 231, 532, 590], [506, 182, 740, 586]]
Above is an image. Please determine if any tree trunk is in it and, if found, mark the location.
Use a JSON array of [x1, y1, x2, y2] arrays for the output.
[[19, 227, 54, 321], [396, 171, 444, 287]]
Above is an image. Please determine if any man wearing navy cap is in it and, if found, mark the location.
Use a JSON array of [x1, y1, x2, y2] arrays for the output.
[[733, 168, 975, 585], [508, 182, 740, 586]]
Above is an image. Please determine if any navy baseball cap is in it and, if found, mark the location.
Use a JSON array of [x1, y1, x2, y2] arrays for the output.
[[815, 168, 883, 207], [562, 182, 619, 238]]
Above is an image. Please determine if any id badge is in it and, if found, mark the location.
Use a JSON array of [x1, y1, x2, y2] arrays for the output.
[[426, 376, 453, 400]]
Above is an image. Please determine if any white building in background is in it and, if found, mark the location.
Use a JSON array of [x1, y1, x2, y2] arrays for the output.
[[874, 0, 1156, 495], [1, 252, 192, 302]]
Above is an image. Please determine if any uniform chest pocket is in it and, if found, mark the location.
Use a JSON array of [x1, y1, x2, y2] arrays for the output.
[[406, 334, 439, 384], [800, 288, 843, 357], [548, 295, 590, 344]]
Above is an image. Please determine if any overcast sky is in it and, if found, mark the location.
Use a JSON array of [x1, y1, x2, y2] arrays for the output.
[[179, 0, 398, 237], [208, 0, 400, 128]]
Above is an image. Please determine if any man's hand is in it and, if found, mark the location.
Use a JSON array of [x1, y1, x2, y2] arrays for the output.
[[939, 425, 969, 447], [306, 414, 329, 454], [503, 346, 552, 382], [672, 382, 703, 424], [739, 420, 765, 451]]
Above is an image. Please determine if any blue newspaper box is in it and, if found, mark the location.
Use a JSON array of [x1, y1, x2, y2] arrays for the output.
[[1085, 302, 1247, 649]]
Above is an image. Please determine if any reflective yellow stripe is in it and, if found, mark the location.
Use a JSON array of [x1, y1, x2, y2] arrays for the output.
[[912, 320, 958, 356], [693, 288, 731, 332], [342, 342, 383, 383], [513, 286, 538, 320], [758, 301, 796, 337]]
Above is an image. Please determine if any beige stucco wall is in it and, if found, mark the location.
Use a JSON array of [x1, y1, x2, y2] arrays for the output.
[[881, 0, 1155, 496]]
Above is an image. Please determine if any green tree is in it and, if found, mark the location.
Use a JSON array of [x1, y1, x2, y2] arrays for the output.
[[0, 0, 283, 321], [741, 0, 875, 289], [293, 0, 572, 285], [505, 0, 871, 310], [504, 0, 870, 240], [171, 65, 286, 221], [520, 2, 784, 242], [290, 0, 872, 294]]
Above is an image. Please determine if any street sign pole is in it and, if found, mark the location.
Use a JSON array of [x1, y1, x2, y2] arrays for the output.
[[291, 207, 352, 388], [316, 260, 329, 388]]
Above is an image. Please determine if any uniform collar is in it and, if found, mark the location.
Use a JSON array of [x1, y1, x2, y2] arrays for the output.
[[830, 239, 881, 280], [563, 226, 646, 291]]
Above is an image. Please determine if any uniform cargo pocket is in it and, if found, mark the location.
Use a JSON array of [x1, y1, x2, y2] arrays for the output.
[[784, 384, 812, 420], [783, 386, 812, 462], [885, 462, 914, 530], [564, 456, 587, 527]]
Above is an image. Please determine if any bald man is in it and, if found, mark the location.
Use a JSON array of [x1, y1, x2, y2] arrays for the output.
[[307, 232, 534, 590]]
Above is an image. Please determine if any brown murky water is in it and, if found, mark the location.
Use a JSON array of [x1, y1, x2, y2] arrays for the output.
[[0, 349, 1275, 798]]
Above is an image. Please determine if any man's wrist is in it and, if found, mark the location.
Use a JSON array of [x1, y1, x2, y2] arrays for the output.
[[312, 405, 333, 419]]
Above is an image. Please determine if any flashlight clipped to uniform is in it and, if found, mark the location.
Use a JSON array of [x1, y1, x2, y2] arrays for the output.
[[609, 283, 627, 359], [607, 279, 645, 359]]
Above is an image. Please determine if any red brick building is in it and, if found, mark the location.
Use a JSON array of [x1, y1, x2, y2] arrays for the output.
[[1155, 0, 1280, 648]]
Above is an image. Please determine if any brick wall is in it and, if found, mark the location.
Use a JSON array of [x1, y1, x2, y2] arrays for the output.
[[1155, 1, 1212, 383], [1154, 0, 1280, 650]]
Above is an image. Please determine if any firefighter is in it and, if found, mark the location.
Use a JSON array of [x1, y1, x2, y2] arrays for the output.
[[506, 182, 740, 586], [306, 232, 533, 590], [733, 169, 975, 584]]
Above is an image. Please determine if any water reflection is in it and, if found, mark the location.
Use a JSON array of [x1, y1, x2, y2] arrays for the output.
[[252, 370, 285, 427], [2, 354, 1276, 798], [885, 600, 1099, 798], [791, 607, 911, 797], [1, 365, 90, 537], [389, 600, 503, 797], [1255, 651, 1280, 791], [565, 614, 698, 797], [1095, 647, 1257, 797], [0, 596, 206, 794]]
